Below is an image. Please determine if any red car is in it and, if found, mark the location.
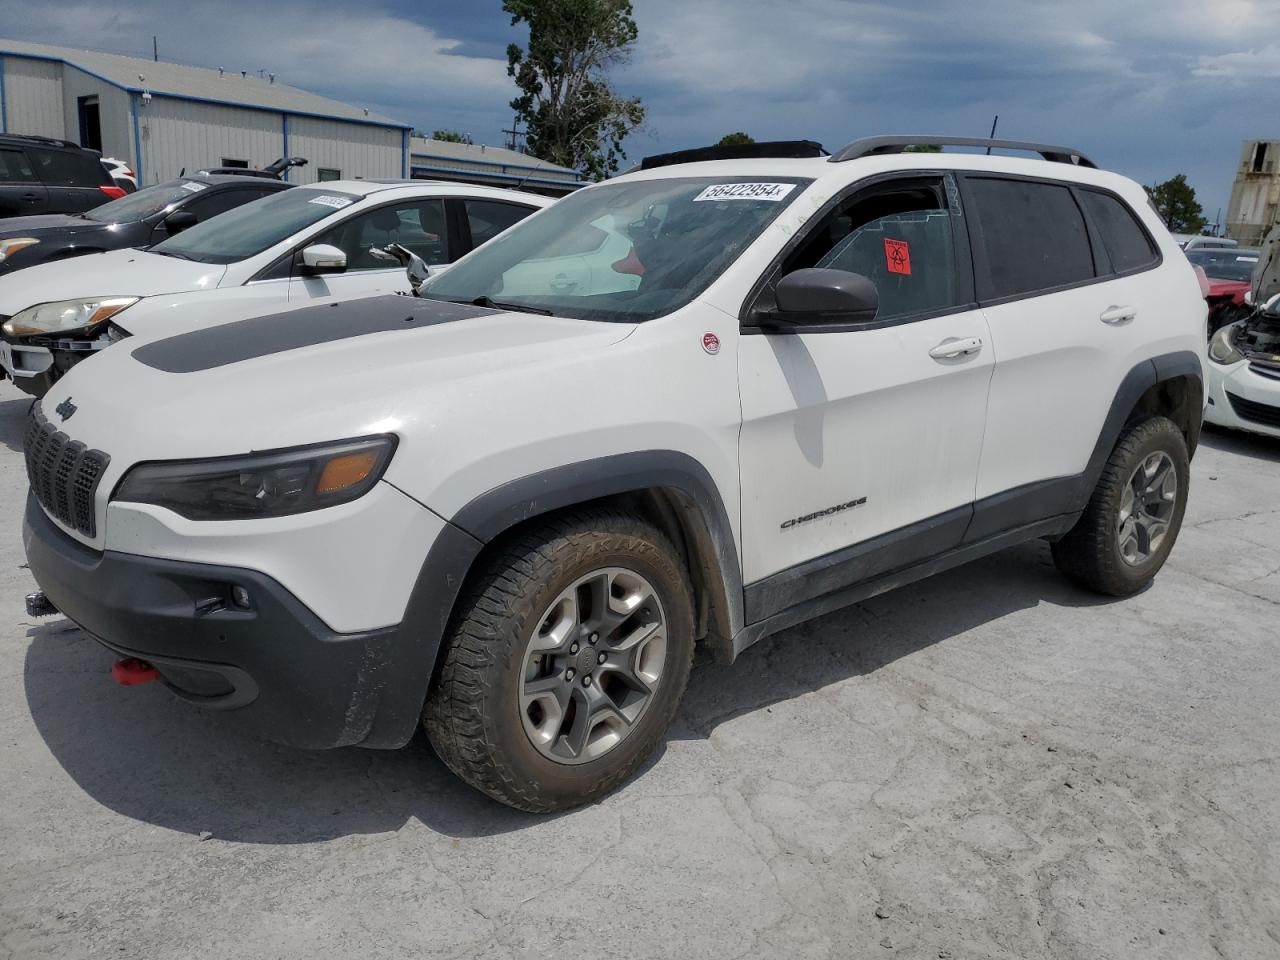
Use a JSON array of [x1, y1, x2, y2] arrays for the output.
[[1187, 247, 1260, 334]]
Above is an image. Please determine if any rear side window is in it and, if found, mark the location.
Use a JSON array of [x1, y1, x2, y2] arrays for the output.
[[0, 148, 37, 183], [1079, 191, 1157, 273], [27, 147, 107, 186], [967, 177, 1095, 300], [465, 199, 533, 247]]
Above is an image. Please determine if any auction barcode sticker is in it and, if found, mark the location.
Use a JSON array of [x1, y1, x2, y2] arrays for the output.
[[180, 181, 209, 193], [693, 182, 797, 202], [308, 195, 354, 209]]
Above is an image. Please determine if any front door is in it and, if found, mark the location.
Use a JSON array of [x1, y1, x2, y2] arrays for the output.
[[289, 198, 451, 301], [737, 174, 993, 619]]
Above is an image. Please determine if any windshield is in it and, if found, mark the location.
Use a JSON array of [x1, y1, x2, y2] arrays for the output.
[[420, 176, 811, 322], [85, 179, 209, 223], [1187, 249, 1259, 282], [150, 188, 360, 264]]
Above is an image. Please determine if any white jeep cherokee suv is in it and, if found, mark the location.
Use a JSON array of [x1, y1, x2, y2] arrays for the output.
[[22, 137, 1205, 812]]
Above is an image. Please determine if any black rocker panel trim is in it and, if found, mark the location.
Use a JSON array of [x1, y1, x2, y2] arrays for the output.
[[132, 295, 496, 373]]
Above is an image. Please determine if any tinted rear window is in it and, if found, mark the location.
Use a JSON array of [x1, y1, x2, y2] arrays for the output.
[[1079, 190, 1157, 273], [27, 147, 107, 186], [968, 177, 1095, 300]]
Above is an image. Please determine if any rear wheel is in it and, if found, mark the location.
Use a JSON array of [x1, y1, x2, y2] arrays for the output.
[[423, 509, 695, 812], [1051, 416, 1189, 596]]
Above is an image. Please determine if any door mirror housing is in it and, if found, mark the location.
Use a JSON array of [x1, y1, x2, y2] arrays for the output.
[[766, 268, 878, 328], [163, 210, 198, 235], [300, 244, 347, 275]]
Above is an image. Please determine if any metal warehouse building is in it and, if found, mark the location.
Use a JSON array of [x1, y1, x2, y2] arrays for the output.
[[0, 38, 411, 186], [410, 136, 584, 196]]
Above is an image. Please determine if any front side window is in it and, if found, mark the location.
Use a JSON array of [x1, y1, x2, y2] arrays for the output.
[[421, 176, 811, 322], [1079, 190, 1157, 273], [967, 177, 1096, 300], [312, 199, 449, 269], [150, 188, 360, 264], [0, 148, 37, 183]]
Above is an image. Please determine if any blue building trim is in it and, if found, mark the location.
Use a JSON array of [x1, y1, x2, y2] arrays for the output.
[[0, 49, 413, 131], [0, 56, 7, 133], [281, 113, 290, 181], [130, 92, 144, 186]]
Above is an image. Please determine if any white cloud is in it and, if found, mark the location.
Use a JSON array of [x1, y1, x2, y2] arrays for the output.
[[1194, 44, 1280, 79]]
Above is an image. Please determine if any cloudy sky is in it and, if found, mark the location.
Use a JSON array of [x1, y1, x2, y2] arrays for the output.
[[3, 0, 1276, 218]]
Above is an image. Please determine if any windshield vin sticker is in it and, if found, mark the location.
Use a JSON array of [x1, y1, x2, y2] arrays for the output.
[[307, 195, 354, 209], [180, 181, 209, 193], [693, 182, 797, 202]]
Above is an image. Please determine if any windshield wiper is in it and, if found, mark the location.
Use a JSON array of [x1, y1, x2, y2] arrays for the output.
[[470, 295, 552, 316]]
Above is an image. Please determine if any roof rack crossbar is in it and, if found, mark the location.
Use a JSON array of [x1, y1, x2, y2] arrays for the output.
[[829, 136, 1096, 168]]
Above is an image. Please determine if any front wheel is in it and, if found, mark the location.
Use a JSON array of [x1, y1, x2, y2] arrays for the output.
[[423, 509, 695, 812], [1051, 416, 1190, 596]]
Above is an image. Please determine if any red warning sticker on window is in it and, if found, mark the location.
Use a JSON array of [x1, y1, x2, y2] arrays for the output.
[[884, 238, 911, 275]]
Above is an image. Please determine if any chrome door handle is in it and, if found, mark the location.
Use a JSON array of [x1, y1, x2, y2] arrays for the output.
[[1100, 305, 1136, 325], [929, 336, 983, 360]]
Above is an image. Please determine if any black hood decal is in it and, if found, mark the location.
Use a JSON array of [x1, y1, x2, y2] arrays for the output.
[[131, 295, 497, 373]]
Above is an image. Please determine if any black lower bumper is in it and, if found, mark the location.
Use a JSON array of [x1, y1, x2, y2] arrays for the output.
[[22, 495, 427, 749]]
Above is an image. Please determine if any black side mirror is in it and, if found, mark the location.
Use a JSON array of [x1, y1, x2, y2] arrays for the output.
[[164, 210, 198, 235], [766, 268, 879, 328]]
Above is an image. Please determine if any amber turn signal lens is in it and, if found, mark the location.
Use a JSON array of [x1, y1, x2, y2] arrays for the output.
[[316, 450, 380, 494]]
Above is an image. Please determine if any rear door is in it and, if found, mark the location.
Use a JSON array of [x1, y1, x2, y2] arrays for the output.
[[0, 148, 48, 217], [26, 146, 110, 214], [287, 197, 451, 301], [959, 174, 1160, 537]]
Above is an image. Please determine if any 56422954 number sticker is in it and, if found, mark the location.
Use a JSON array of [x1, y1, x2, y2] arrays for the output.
[[692, 182, 797, 202]]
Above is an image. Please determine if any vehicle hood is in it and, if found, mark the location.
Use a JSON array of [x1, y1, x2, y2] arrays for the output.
[[0, 214, 109, 239], [39, 294, 635, 472], [0, 248, 226, 315]]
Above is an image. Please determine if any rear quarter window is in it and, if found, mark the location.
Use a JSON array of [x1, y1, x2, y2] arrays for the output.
[[1079, 190, 1158, 273], [967, 177, 1096, 301]]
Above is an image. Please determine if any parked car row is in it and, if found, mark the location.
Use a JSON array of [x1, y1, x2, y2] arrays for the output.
[[13, 134, 1214, 812]]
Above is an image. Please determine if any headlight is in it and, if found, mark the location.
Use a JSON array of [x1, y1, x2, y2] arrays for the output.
[[0, 237, 39, 263], [2, 296, 140, 337], [1208, 325, 1244, 366], [113, 436, 397, 520]]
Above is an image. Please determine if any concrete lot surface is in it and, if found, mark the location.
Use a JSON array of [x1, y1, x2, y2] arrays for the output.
[[1, 379, 1278, 959]]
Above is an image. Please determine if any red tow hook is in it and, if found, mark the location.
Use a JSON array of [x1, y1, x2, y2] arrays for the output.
[[112, 657, 160, 686]]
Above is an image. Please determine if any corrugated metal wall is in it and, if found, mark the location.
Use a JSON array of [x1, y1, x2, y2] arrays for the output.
[[60, 66, 131, 161], [2, 57, 64, 137], [137, 97, 281, 185], [286, 116, 402, 184]]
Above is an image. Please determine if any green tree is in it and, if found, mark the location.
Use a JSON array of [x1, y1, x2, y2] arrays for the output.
[[902, 144, 943, 153], [504, 0, 645, 180], [431, 129, 473, 145], [717, 132, 755, 146], [1148, 174, 1207, 234]]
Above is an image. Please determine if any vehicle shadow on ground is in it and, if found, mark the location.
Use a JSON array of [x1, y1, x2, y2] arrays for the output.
[[1199, 423, 1280, 462], [23, 539, 1119, 844], [0, 393, 33, 452]]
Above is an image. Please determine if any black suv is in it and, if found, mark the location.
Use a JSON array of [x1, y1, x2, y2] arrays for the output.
[[0, 174, 293, 275], [0, 135, 121, 219]]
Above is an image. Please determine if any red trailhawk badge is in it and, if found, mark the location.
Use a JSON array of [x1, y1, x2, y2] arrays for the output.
[[702, 332, 721, 355]]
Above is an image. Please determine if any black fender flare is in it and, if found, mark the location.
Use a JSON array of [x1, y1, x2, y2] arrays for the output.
[[366, 451, 744, 748], [1068, 349, 1203, 513]]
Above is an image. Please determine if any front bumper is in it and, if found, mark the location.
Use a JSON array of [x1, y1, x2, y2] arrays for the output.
[[23, 494, 432, 749], [1204, 360, 1280, 439]]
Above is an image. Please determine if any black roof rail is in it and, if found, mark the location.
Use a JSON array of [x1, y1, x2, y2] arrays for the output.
[[638, 139, 826, 171], [829, 136, 1097, 168], [0, 133, 81, 150]]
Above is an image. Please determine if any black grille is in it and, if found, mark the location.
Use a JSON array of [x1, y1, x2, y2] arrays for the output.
[[24, 407, 109, 538], [1249, 361, 1280, 382], [1226, 391, 1280, 429]]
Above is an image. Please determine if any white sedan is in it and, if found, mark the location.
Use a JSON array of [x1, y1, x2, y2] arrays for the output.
[[1205, 297, 1280, 439], [0, 180, 552, 396]]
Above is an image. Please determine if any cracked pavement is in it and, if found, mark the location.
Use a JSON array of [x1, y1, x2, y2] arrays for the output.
[[1, 379, 1278, 959]]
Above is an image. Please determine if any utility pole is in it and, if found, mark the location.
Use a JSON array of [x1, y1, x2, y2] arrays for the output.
[[502, 115, 526, 153]]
